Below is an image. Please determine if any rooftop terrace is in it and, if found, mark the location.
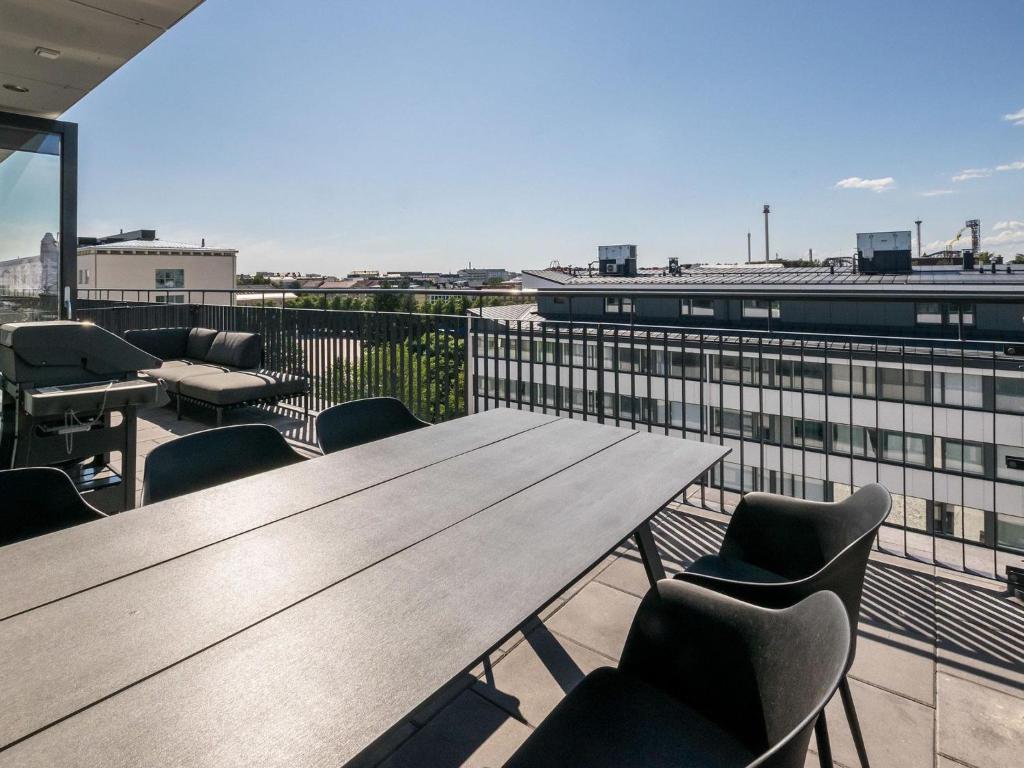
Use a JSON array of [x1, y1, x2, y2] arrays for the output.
[[123, 400, 1024, 768]]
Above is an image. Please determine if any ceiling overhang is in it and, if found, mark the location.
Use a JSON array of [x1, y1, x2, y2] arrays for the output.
[[0, 0, 204, 120]]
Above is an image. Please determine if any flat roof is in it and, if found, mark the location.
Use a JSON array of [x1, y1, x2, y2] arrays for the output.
[[522, 267, 1024, 297]]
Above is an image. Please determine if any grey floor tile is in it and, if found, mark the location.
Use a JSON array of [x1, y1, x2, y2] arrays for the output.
[[819, 678, 934, 768], [377, 690, 532, 768], [473, 625, 612, 727], [850, 630, 936, 705], [545, 581, 640, 661], [937, 672, 1024, 768], [594, 554, 657, 598]]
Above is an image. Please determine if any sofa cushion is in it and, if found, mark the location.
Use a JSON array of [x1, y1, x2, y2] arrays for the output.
[[205, 331, 262, 369], [178, 370, 306, 406], [140, 363, 227, 393], [185, 328, 219, 360], [124, 328, 190, 361]]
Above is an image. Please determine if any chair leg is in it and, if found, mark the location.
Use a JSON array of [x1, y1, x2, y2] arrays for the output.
[[839, 675, 871, 767], [814, 713, 833, 767]]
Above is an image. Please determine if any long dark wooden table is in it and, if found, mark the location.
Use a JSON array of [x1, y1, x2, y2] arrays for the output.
[[0, 408, 728, 767]]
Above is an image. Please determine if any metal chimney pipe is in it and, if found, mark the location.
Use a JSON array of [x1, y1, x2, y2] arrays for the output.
[[747, 232, 751, 263], [763, 205, 770, 262], [914, 220, 922, 259]]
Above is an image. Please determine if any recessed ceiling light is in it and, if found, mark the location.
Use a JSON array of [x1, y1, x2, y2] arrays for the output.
[[2, 83, 29, 93], [34, 46, 61, 60]]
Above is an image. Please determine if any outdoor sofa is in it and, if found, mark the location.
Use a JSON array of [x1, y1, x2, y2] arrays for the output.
[[125, 327, 307, 425]]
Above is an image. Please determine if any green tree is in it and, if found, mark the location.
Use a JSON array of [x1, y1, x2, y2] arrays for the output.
[[335, 327, 465, 422]]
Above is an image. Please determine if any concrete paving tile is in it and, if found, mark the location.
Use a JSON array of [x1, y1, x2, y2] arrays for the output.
[[937, 672, 1024, 768], [377, 690, 532, 768], [473, 625, 612, 727], [559, 555, 616, 600], [545, 581, 641, 661], [593, 553, 676, 598], [496, 599, 566, 655], [819, 678, 934, 768], [850, 630, 935, 705]]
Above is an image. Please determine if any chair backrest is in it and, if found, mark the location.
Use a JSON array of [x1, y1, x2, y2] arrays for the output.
[[718, 483, 891, 662], [619, 581, 849, 768], [142, 424, 304, 504], [315, 397, 428, 454], [0, 467, 107, 546]]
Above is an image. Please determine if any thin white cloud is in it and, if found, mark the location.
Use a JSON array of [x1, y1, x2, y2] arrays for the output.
[[952, 168, 990, 182], [984, 225, 1024, 247], [994, 221, 1024, 231], [834, 176, 895, 192], [921, 189, 953, 197], [995, 160, 1024, 172], [1004, 108, 1024, 126]]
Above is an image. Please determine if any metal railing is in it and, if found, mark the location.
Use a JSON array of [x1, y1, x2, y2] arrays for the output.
[[76, 287, 1024, 580]]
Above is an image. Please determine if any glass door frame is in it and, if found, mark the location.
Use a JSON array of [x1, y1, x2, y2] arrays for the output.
[[0, 109, 77, 319]]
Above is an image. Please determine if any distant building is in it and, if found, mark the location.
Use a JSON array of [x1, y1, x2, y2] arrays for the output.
[[0, 232, 60, 297], [458, 268, 515, 287], [482, 262, 1024, 551], [76, 230, 237, 304]]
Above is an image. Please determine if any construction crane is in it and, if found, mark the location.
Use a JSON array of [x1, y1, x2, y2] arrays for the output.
[[947, 219, 981, 254]]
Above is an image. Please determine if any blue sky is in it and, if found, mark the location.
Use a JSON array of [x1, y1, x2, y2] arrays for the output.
[[64, 0, 1023, 274]]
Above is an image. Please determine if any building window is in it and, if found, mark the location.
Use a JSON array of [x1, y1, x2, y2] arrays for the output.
[[155, 295, 185, 304], [995, 377, 1024, 413], [604, 297, 633, 314], [880, 431, 930, 467], [933, 372, 984, 408], [879, 367, 931, 404], [680, 298, 715, 317], [156, 268, 185, 289], [915, 302, 974, 326], [830, 364, 876, 397], [947, 303, 975, 325], [692, 299, 714, 316], [915, 303, 943, 324], [941, 439, 987, 475], [742, 299, 780, 319]]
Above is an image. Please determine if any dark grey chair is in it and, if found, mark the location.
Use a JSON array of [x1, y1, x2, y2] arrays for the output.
[[503, 580, 850, 768], [0, 467, 107, 546], [675, 483, 892, 768], [315, 397, 429, 455], [142, 424, 305, 504]]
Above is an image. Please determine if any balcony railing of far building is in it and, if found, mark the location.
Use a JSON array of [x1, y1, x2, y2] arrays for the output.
[[74, 286, 1024, 581]]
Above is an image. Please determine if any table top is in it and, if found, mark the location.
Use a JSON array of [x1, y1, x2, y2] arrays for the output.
[[0, 408, 728, 767]]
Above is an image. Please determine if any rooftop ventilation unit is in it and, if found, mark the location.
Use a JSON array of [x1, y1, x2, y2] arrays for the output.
[[598, 245, 638, 277], [855, 231, 912, 274]]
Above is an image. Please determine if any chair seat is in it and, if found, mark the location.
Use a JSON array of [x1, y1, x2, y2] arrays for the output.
[[504, 667, 757, 768], [683, 553, 790, 585], [140, 363, 229, 393], [178, 370, 306, 405]]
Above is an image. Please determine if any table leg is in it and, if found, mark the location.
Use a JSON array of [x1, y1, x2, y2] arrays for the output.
[[633, 520, 666, 586]]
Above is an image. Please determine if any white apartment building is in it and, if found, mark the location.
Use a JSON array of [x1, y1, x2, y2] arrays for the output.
[[76, 230, 236, 305], [470, 285, 1024, 575]]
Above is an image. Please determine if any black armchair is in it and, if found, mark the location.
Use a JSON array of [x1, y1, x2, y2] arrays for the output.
[[0, 467, 107, 546], [503, 580, 850, 768], [142, 424, 305, 504], [315, 397, 429, 455], [675, 483, 892, 767]]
